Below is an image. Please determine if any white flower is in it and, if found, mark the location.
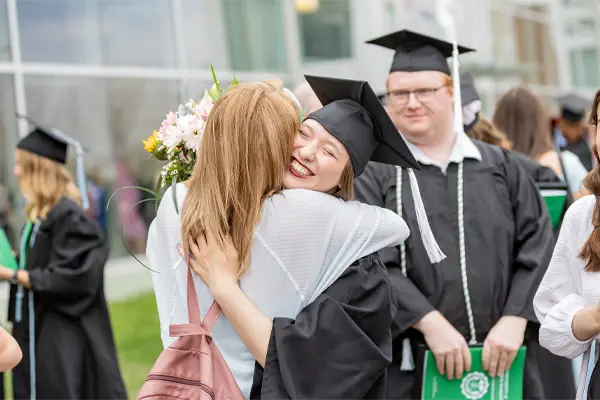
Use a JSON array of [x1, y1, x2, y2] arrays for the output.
[[179, 114, 204, 152], [160, 124, 183, 151]]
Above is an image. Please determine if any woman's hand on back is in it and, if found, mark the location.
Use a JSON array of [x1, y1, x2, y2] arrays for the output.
[[185, 232, 240, 298]]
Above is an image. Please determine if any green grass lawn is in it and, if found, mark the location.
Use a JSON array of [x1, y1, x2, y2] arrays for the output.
[[109, 291, 163, 399]]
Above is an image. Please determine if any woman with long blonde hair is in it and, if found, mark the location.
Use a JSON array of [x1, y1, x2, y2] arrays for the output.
[[147, 76, 429, 398], [0, 127, 126, 399]]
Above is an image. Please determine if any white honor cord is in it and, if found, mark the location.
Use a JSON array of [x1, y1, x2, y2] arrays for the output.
[[397, 163, 477, 345]]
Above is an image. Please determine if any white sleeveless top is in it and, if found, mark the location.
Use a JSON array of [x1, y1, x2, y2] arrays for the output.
[[147, 183, 410, 398]]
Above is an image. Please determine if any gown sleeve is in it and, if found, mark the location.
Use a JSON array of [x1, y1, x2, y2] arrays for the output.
[[501, 150, 556, 321], [354, 163, 435, 335], [28, 208, 108, 317], [251, 255, 396, 399], [534, 197, 593, 359]]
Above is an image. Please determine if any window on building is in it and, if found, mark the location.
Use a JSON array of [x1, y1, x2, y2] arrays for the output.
[[570, 47, 600, 87], [297, 0, 353, 62], [513, 6, 558, 85], [17, 0, 176, 67], [0, 0, 9, 61], [221, 0, 287, 72]]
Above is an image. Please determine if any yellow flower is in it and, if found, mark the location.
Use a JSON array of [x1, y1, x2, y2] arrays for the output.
[[143, 130, 159, 153]]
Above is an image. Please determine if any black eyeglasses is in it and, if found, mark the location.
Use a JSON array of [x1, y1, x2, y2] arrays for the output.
[[387, 85, 446, 105]]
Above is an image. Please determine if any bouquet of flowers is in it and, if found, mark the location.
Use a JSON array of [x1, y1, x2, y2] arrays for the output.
[[142, 65, 239, 191]]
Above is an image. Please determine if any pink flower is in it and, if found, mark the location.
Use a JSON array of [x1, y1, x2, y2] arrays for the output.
[[160, 111, 177, 132], [193, 92, 214, 121]]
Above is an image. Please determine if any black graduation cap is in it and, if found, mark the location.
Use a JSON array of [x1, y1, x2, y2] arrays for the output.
[[460, 72, 480, 106], [460, 72, 481, 132], [17, 127, 69, 164], [366, 29, 475, 75], [16, 115, 90, 209], [556, 93, 591, 122], [304, 75, 420, 176]]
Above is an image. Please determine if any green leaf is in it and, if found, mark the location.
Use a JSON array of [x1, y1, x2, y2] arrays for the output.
[[229, 73, 239, 88], [154, 174, 164, 212], [106, 186, 158, 212], [209, 85, 220, 102], [152, 146, 168, 161], [210, 64, 222, 94], [171, 175, 179, 215]]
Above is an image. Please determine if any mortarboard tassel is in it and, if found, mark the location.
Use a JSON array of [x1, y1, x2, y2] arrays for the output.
[[400, 337, 415, 371], [75, 143, 90, 210], [407, 169, 446, 263]]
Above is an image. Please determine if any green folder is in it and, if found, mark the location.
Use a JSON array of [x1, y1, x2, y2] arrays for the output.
[[540, 189, 568, 230], [421, 346, 526, 400], [0, 228, 17, 271]]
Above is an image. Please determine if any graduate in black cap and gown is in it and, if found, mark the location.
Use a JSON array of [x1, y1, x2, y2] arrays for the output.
[[355, 29, 556, 399], [462, 74, 577, 399], [553, 93, 594, 171], [0, 121, 127, 399], [182, 75, 444, 399]]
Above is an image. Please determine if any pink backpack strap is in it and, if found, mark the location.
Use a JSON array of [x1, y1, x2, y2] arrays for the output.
[[202, 301, 222, 333], [186, 261, 222, 330]]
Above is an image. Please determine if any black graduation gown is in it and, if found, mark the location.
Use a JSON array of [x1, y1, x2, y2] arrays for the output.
[[8, 198, 127, 400], [354, 141, 555, 400], [510, 150, 577, 399], [250, 254, 396, 399]]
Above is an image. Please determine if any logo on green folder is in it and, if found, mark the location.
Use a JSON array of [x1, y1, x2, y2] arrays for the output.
[[461, 372, 489, 399], [421, 346, 525, 399]]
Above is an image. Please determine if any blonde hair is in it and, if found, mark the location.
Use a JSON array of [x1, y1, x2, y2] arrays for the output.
[[468, 118, 513, 150], [332, 163, 355, 200], [181, 80, 301, 277], [16, 148, 81, 220]]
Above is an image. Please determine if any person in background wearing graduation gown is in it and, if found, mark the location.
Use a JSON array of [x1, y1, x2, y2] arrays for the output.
[[461, 74, 573, 215], [493, 87, 588, 200], [177, 77, 444, 399], [553, 93, 595, 171], [357, 29, 555, 399], [0, 123, 127, 399], [462, 76, 577, 399]]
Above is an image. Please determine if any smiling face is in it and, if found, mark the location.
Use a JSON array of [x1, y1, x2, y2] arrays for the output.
[[386, 70, 454, 144], [283, 118, 351, 193]]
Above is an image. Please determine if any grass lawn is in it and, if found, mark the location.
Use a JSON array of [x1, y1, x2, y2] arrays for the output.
[[109, 291, 162, 399]]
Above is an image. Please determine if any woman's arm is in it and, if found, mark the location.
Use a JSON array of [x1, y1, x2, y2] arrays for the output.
[[534, 198, 596, 358], [187, 189, 407, 367], [186, 234, 272, 366], [0, 326, 22, 371], [572, 305, 600, 341]]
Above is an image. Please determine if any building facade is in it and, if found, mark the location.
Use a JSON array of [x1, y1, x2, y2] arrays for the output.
[[0, 0, 598, 259]]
